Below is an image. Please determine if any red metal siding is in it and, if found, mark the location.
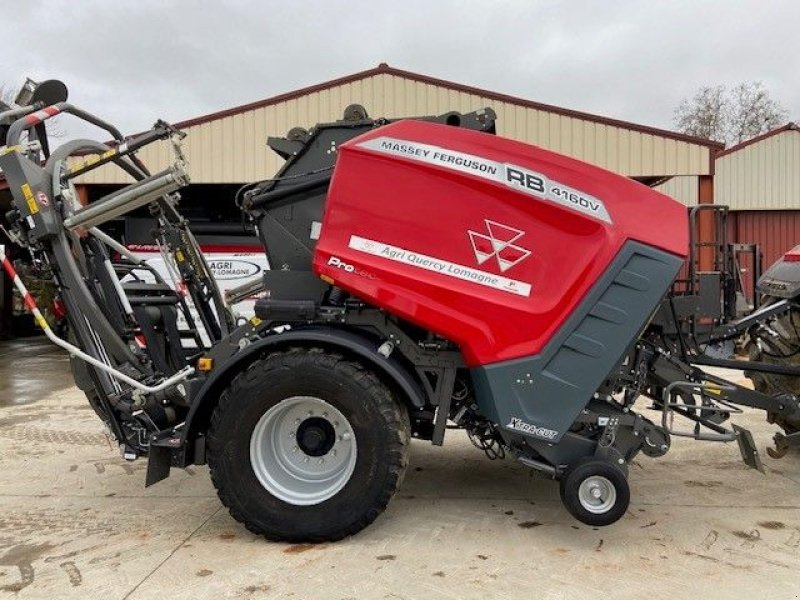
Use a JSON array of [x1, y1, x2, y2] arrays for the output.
[[728, 210, 800, 298], [730, 210, 800, 269]]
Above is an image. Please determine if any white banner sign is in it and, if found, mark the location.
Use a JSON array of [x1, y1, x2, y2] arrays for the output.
[[349, 235, 531, 297]]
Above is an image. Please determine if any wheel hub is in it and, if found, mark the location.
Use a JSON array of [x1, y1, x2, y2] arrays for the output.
[[577, 475, 616, 514], [296, 417, 336, 457], [249, 396, 357, 506]]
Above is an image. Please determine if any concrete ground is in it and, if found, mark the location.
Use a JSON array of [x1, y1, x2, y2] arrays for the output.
[[0, 339, 799, 599]]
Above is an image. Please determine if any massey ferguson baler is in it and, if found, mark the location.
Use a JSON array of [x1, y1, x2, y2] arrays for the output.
[[2, 81, 800, 542]]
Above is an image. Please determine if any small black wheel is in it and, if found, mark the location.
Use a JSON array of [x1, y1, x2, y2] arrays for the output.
[[559, 458, 630, 526], [208, 347, 410, 542]]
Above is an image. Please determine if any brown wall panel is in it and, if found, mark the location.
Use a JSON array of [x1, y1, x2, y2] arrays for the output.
[[730, 210, 800, 272]]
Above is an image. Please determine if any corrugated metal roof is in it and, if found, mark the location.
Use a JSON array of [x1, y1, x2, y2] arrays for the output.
[[716, 122, 799, 157], [75, 65, 717, 185], [172, 63, 724, 149]]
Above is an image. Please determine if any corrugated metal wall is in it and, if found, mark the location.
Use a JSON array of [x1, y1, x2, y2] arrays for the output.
[[716, 129, 800, 210], [730, 210, 800, 270], [656, 129, 800, 210], [77, 73, 712, 185], [654, 175, 699, 206]]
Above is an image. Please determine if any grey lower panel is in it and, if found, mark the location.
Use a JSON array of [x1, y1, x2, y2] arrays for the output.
[[471, 241, 683, 444]]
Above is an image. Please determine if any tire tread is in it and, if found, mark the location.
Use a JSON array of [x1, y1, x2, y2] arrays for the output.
[[207, 347, 410, 542]]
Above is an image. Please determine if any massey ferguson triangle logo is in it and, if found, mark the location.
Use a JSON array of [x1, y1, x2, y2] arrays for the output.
[[468, 220, 531, 272]]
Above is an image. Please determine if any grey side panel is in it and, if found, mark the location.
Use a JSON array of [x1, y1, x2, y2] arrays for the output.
[[471, 241, 683, 443], [758, 255, 800, 299]]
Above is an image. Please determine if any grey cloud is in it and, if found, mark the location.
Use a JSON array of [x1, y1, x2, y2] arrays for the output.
[[2, 0, 798, 141]]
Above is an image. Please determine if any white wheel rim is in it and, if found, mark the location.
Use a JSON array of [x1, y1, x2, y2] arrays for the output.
[[577, 475, 617, 514], [249, 396, 357, 506]]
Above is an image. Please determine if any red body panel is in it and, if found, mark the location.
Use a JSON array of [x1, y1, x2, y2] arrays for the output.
[[314, 120, 688, 367]]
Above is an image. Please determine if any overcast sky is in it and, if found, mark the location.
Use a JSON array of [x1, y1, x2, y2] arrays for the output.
[[3, 0, 799, 142]]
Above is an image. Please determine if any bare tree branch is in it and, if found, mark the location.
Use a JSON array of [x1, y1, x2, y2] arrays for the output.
[[0, 84, 15, 106], [674, 85, 728, 142], [674, 81, 790, 146], [727, 81, 789, 144]]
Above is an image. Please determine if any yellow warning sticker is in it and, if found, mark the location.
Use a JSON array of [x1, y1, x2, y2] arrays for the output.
[[21, 184, 38, 215]]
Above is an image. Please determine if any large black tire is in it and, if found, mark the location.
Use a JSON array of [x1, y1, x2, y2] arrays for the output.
[[746, 306, 800, 434], [207, 347, 410, 542], [559, 458, 630, 527]]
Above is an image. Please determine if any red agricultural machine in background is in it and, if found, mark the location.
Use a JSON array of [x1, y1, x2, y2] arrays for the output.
[[1, 80, 799, 542]]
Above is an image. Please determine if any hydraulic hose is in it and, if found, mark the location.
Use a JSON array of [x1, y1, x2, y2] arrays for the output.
[[0, 243, 194, 394]]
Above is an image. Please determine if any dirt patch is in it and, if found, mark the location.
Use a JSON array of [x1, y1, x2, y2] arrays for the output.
[[518, 521, 542, 528], [0, 543, 56, 567], [641, 521, 657, 528], [0, 426, 107, 446], [59, 561, 82, 587], [757, 521, 785, 530], [0, 509, 113, 537], [0, 414, 51, 427], [682, 550, 754, 571], [283, 544, 323, 554], [684, 480, 723, 488], [0, 542, 56, 593], [376, 554, 396, 561], [243, 584, 271, 594], [732, 530, 761, 542]]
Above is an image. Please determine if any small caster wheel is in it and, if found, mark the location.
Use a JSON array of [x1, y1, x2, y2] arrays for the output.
[[560, 458, 630, 526]]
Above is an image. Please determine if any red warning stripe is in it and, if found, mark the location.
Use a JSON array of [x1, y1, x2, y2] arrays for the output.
[[22, 291, 37, 311], [0, 254, 15, 279], [0, 250, 51, 331], [24, 105, 61, 125]]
